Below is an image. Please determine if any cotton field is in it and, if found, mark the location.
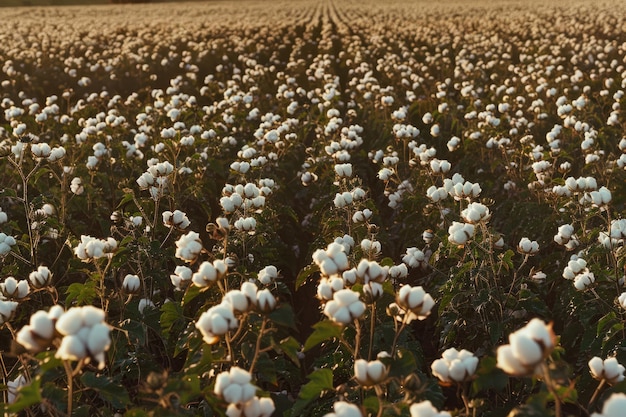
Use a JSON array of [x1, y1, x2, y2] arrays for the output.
[[1, 0, 625, 416]]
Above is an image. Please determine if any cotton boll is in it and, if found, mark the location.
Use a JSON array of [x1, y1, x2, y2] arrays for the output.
[[56, 335, 87, 361]]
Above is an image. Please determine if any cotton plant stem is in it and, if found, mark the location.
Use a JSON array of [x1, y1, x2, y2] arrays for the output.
[[368, 304, 376, 361], [542, 363, 561, 417], [248, 317, 268, 374], [459, 382, 471, 416], [63, 360, 74, 416], [588, 379, 605, 410]]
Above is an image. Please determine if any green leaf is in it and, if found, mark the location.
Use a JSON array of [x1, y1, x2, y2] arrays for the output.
[[120, 318, 147, 346], [471, 356, 508, 395], [277, 336, 301, 366], [269, 303, 296, 329], [80, 371, 131, 409], [597, 311, 617, 337], [499, 249, 515, 272], [388, 348, 417, 378], [295, 263, 319, 290], [160, 300, 186, 338], [65, 281, 97, 306], [117, 191, 135, 209], [292, 368, 333, 415], [182, 283, 202, 306], [304, 320, 343, 351]]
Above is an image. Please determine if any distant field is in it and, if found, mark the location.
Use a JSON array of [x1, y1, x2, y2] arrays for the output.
[[0, 0, 202, 6]]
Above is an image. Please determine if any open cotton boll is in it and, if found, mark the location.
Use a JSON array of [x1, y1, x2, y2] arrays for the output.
[[214, 367, 256, 405], [497, 318, 555, 376], [324, 401, 363, 417], [589, 357, 625, 385], [55, 308, 85, 335], [591, 393, 626, 417], [354, 359, 387, 387], [56, 335, 87, 361], [409, 400, 451, 417], [29, 310, 55, 340], [323, 289, 365, 325], [509, 333, 543, 366]]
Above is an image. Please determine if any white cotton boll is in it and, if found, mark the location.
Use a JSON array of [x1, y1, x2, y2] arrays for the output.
[[574, 271, 595, 291], [517, 238, 539, 255], [509, 333, 543, 366], [138, 299, 155, 314], [618, 293, 626, 310], [389, 264, 408, 279], [29, 310, 55, 340], [431, 359, 451, 382], [496, 345, 528, 376], [223, 384, 244, 405], [122, 274, 141, 294], [224, 290, 250, 313], [354, 359, 387, 387], [317, 277, 344, 300], [258, 265, 278, 285], [590, 186, 612, 206], [56, 308, 84, 335], [409, 401, 451, 417], [256, 289, 277, 312], [87, 323, 111, 356], [56, 335, 87, 361], [593, 393, 626, 417]]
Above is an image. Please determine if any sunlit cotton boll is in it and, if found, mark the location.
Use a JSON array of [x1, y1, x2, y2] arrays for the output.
[[175, 231, 203, 262], [214, 366, 257, 405], [29, 265, 52, 289], [257, 265, 278, 285], [461, 202, 490, 224], [396, 285, 435, 321], [591, 393, 626, 417], [517, 238, 539, 255], [15, 306, 63, 352], [431, 348, 479, 384], [333, 192, 353, 208], [590, 186, 612, 206], [588, 357, 625, 385], [324, 401, 363, 417], [170, 265, 192, 290], [317, 276, 344, 301], [355, 259, 388, 284], [574, 270, 595, 291], [256, 289, 277, 313], [426, 186, 447, 203], [54, 306, 110, 369], [496, 318, 555, 376], [192, 259, 228, 287], [618, 292, 626, 310], [448, 222, 475, 246], [122, 274, 141, 294], [1, 277, 29, 300], [0, 299, 19, 326], [0, 232, 16, 256], [354, 359, 388, 387], [402, 248, 427, 269], [69, 177, 82, 194], [334, 163, 353, 178], [162, 210, 190, 229], [226, 396, 275, 417], [323, 289, 365, 325], [196, 302, 238, 344], [430, 159, 451, 174], [234, 217, 257, 234], [409, 400, 451, 417], [312, 242, 350, 277]]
